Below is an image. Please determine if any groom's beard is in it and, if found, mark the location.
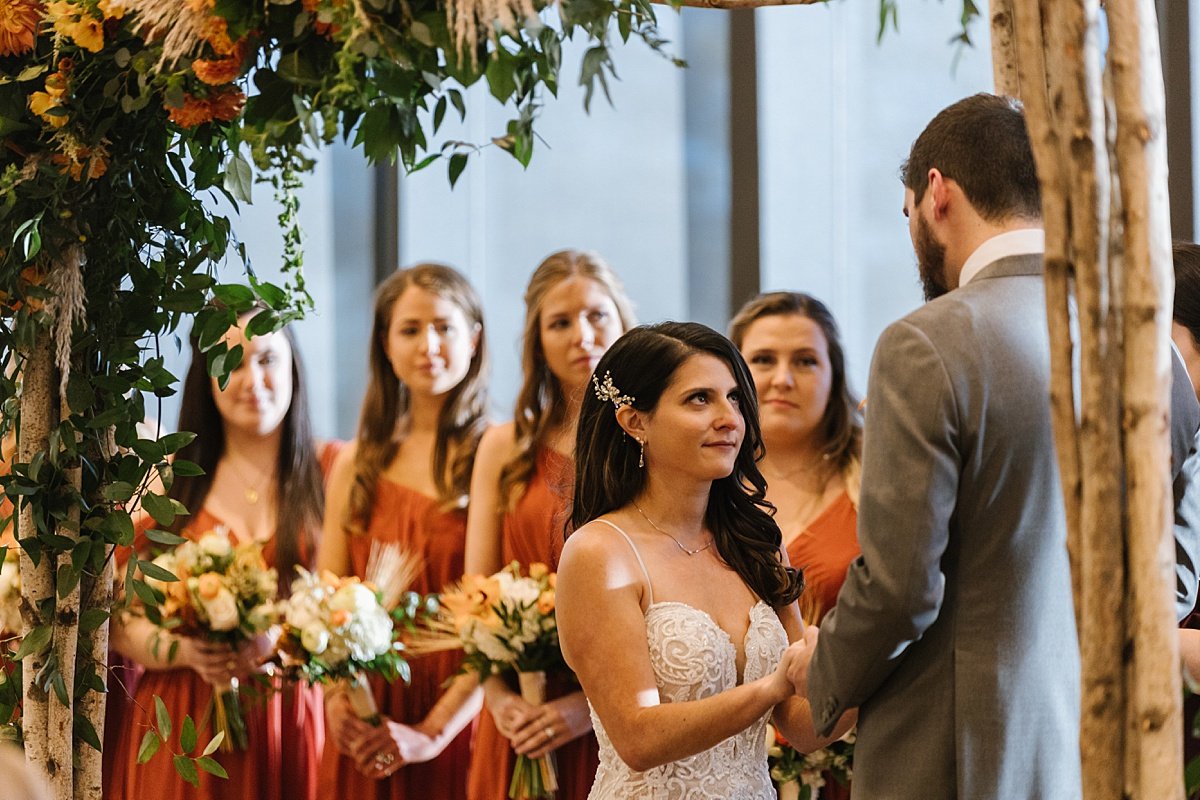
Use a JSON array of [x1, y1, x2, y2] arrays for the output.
[[915, 214, 949, 302]]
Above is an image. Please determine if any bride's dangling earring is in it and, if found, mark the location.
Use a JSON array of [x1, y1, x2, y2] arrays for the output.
[[638, 438, 645, 469]]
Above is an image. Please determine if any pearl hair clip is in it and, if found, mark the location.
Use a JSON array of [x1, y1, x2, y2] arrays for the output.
[[592, 371, 635, 409]]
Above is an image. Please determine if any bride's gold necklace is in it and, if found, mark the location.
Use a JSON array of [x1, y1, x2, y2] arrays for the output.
[[634, 502, 714, 557]]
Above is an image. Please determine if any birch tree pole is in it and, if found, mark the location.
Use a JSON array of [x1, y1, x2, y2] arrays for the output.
[[1004, 0, 1184, 797]]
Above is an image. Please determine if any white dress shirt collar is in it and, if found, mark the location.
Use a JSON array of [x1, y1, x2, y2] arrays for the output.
[[958, 228, 1046, 287]]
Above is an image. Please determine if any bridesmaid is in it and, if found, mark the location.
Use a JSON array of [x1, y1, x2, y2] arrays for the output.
[[109, 312, 333, 800], [464, 250, 635, 800], [730, 292, 861, 800], [730, 292, 862, 625], [316, 264, 486, 798]]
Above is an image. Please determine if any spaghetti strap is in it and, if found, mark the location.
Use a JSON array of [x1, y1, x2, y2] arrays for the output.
[[593, 518, 655, 606]]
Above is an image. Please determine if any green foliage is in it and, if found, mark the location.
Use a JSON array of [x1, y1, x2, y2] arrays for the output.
[[0, 0, 679, 767], [877, 0, 982, 46]]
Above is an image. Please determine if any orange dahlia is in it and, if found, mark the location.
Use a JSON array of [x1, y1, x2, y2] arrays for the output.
[[0, 0, 41, 57], [192, 37, 248, 85], [167, 86, 245, 127], [197, 14, 235, 56]]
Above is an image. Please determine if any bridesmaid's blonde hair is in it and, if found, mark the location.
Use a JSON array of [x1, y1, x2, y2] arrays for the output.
[[497, 250, 634, 512]]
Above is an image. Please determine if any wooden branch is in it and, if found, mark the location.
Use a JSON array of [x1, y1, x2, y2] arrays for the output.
[[991, 0, 1021, 96], [1014, 0, 1082, 628], [74, 426, 117, 800], [17, 339, 54, 786], [652, 0, 822, 7], [1046, 3, 1125, 798], [1105, 0, 1184, 798]]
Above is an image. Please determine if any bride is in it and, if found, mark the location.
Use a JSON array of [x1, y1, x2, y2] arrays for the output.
[[557, 322, 845, 799]]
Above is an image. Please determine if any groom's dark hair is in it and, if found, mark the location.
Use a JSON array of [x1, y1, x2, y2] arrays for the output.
[[901, 93, 1041, 222]]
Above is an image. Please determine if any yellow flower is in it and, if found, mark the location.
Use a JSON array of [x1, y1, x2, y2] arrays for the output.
[[47, 2, 104, 52], [97, 0, 126, 19], [0, 0, 41, 57], [29, 91, 68, 128]]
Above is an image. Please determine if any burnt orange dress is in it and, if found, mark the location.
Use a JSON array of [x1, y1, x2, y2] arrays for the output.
[[109, 441, 341, 800], [468, 448, 600, 800], [317, 480, 473, 800], [785, 491, 860, 626], [108, 508, 325, 800], [785, 489, 858, 800]]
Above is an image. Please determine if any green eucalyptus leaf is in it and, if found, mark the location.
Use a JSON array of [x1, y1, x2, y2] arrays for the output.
[[137, 730, 161, 764], [174, 755, 199, 787], [224, 153, 254, 204], [181, 715, 198, 753], [141, 492, 177, 527], [155, 696, 172, 738]]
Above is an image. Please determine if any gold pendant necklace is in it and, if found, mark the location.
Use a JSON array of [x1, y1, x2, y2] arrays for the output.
[[633, 502, 714, 556], [225, 457, 272, 506]]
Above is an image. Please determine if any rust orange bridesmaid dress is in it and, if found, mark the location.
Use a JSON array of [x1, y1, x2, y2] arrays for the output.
[[109, 508, 325, 800], [108, 442, 340, 800], [317, 480, 473, 800], [468, 447, 600, 800], [785, 489, 859, 800]]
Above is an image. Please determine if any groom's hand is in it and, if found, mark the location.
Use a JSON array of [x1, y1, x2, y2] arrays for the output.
[[787, 625, 820, 698]]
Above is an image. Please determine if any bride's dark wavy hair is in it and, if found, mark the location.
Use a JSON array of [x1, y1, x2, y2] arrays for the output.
[[568, 322, 803, 608]]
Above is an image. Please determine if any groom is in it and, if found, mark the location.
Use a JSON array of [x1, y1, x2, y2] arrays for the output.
[[789, 94, 1200, 799]]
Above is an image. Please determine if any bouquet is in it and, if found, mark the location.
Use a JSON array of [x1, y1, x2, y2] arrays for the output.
[[274, 542, 427, 725], [0, 548, 20, 637], [144, 527, 277, 752], [766, 723, 855, 800], [426, 562, 562, 799]]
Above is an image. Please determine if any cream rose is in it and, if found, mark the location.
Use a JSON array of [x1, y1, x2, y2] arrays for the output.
[[300, 623, 330, 655], [198, 532, 233, 559], [202, 587, 240, 631]]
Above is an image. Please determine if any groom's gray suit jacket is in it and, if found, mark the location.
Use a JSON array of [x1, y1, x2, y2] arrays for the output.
[[807, 253, 1200, 800]]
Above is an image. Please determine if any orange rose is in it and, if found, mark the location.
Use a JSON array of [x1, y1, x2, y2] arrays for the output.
[[536, 589, 555, 615], [528, 562, 549, 580], [329, 609, 350, 628], [196, 572, 223, 600]]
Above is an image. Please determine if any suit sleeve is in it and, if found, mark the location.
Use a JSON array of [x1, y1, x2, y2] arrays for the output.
[[807, 319, 961, 735], [1170, 347, 1200, 620]]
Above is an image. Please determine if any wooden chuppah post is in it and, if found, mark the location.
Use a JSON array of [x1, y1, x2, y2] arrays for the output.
[[1045, 2, 1127, 798], [16, 340, 56, 786], [990, 0, 1021, 98], [1106, 0, 1185, 797]]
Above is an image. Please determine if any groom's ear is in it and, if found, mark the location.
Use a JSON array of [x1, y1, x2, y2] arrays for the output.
[[615, 405, 646, 440]]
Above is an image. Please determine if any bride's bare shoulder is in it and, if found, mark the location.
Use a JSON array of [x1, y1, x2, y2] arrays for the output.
[[560, 518, 635, 573]]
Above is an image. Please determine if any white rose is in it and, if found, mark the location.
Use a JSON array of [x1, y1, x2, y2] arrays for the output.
[[503, 576, 541, 608], [202, 588, 240, 631], [198, 532, 233, 559], [329, 582, 377, 615], [173, 541, 198, 572], [300, 623, 330, 655]]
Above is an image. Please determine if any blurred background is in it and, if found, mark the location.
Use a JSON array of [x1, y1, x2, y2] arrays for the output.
[[151, 1, 1197, 440]]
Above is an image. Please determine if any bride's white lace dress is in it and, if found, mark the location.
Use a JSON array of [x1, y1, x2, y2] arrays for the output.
[[587, 521, 789, 799]]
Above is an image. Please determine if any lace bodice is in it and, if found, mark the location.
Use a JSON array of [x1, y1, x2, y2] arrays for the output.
[[587, 599, 789, 799]]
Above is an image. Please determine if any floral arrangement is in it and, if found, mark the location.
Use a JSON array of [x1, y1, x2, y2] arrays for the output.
[[766, 723, 855, 800], [436, 561, 562, 675], [0, 547, 19, 636], [0, 0, 674, 787], [426, 561, 561, 798], [274, 567, 409, 724], [142, 528, 277, 752]]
